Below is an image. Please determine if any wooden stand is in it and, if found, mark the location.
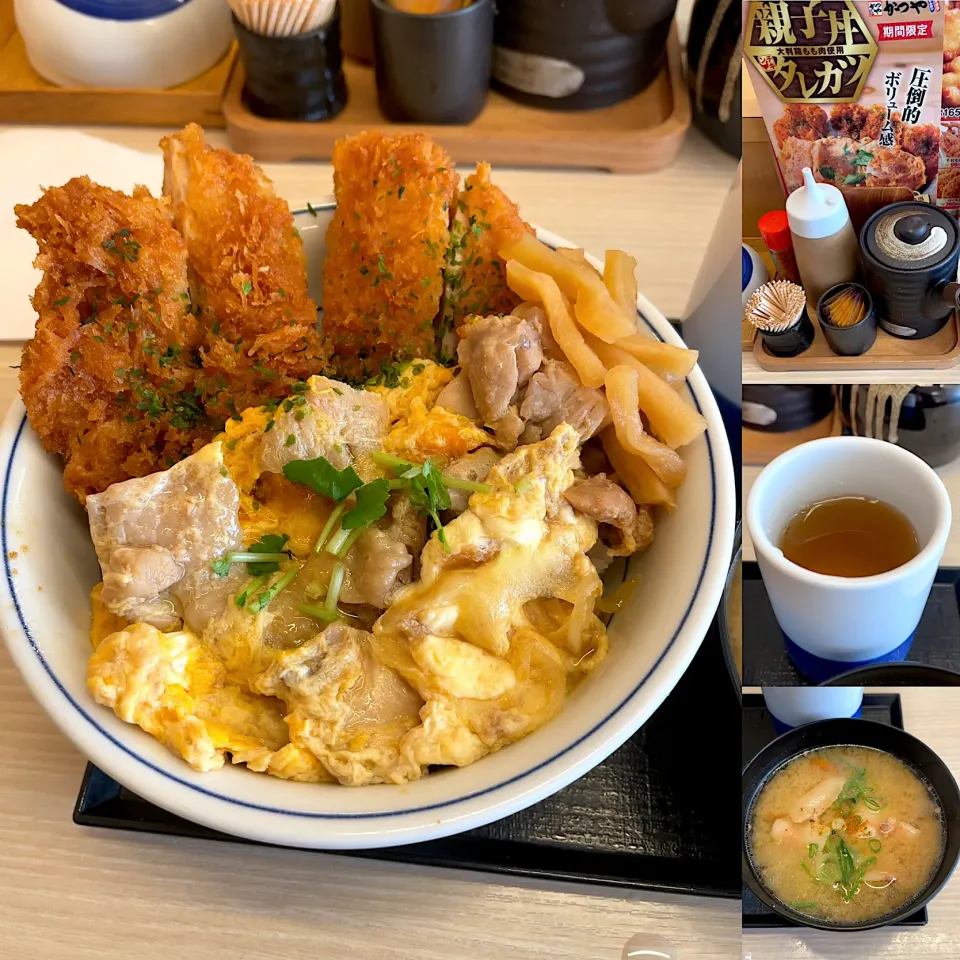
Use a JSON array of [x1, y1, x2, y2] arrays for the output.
[[0, 1, 235, 127], [752, 310, 960, 372], [742, 405, 843, 466], [222, 26, 691, 170]]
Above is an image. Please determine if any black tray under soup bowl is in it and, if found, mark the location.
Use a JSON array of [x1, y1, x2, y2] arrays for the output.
[[822, 663, 960, 686], [742, 718, 960, 932]]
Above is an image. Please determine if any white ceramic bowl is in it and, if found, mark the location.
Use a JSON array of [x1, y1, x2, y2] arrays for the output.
[[14, 0, 234, 90], [0, 203, 735, 848]]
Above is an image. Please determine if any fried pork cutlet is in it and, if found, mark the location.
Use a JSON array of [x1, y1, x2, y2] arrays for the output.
[[829, 104, 900, 143], [321, 131, 459, 381], [15, 177, 213, 501], [772, 103, 829, 147], [160, 124, 328, 420], [440, 161, 533, 356], [901, 123, 941, 185]]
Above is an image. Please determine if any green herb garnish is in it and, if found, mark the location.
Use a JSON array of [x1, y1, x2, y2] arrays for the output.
[[808, 843, 818, 859], [247, 567, 298, 613], [869, 839, 882, 853], [298, 604, 339, 623], [282, 457, 363, 501], [241, 280, 253, 296], [342, 478, 391, 531]]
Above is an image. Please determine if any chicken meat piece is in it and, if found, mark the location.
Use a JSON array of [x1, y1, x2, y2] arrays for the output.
[[518, 358, 609, 443], [443, 448, 503, 514], [220, 375, 388, 492], [946, 8, 960, 64], [779, 137, 815, 192], [772, 103, 829, 148], [434, 372, 480, 420], [160, 124, 328, 423], [87, 442, 242, 628], [509, 302, 564, 361], [15, 176, 215, 502], [385, 491, 428, 563], [321, 132, 459, 381], [942, 123, 960, 158], [901, 123, 941, 185], [564, 474, 654, 558], [944, 70, 960, 109], [340, 527, 413, 608], [255, 622, 425, 785], [866, 147, 926, 190], [440, 162, 534, 352], [456, 313, 543, 423]]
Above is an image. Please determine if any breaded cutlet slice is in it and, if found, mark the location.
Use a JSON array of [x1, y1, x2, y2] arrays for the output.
[[160, 124, 328, 420], [440, 161, 533, 355], [322, 131, 459, 381], [16, 177, 211, 501]]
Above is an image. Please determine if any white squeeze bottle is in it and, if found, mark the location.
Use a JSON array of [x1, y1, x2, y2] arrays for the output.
[[786, 167, 860, 306]]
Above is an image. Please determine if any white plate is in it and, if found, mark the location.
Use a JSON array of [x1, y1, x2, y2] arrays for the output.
[[0, 203, 736, 848]]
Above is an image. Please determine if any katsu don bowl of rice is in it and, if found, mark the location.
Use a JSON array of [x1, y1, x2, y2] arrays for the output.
[[743, 719, 960, 931], [0, 125, 735, 848]]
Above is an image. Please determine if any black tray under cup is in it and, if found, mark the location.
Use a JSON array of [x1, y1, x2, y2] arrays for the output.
[[741, 693, 929, 929], [75, 613, 740, 898], [742, 562, 960, 686]]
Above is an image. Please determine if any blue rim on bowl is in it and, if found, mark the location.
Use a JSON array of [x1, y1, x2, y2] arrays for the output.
[[0, 204, 736, 848]]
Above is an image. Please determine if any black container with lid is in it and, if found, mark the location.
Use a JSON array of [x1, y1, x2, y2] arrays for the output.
[[859, 201, 960, 340], [742, 385, 835, 434], [686, 0, 741, 158], [492, 0, 678, 111], [839, 384, 960, 468]]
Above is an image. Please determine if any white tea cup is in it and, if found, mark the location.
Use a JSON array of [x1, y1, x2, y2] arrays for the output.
[[762, 686, 864, 735], [746, 436, 951, 683]]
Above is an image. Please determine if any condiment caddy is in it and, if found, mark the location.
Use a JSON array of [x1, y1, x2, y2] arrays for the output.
[[747, 181, 960, 373], [221, 21, 691, 170]]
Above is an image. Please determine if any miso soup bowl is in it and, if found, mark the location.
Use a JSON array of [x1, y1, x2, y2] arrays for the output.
[[742, 718, 960, 931]]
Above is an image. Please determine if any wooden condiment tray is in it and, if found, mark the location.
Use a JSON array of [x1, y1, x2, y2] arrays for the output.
[[752, 310, 960, 372], [742, 404, 842, 466], [0, 1, 235, 127], [222, 25, 690, 170]]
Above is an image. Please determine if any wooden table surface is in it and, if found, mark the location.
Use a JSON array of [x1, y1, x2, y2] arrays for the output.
[[0, 123, 740, 960], [742, 687, 960, 959]]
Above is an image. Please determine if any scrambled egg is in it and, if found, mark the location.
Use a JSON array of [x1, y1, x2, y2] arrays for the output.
[[87, 621, 327, 780], [86, 370, 610, 786]]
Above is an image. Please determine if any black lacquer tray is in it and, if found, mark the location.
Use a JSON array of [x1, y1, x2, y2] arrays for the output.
[[742, 562, 960, 687], [741, 692, 928, 929], [75, 612, 740, 899]]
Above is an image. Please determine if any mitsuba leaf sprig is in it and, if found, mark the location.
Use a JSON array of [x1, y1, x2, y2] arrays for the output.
[[370, 451, 491, 552], [281, 456, 393, 616]]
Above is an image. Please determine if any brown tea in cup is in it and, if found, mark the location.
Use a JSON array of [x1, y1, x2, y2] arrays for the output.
[[780, 495, 919, 578]]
